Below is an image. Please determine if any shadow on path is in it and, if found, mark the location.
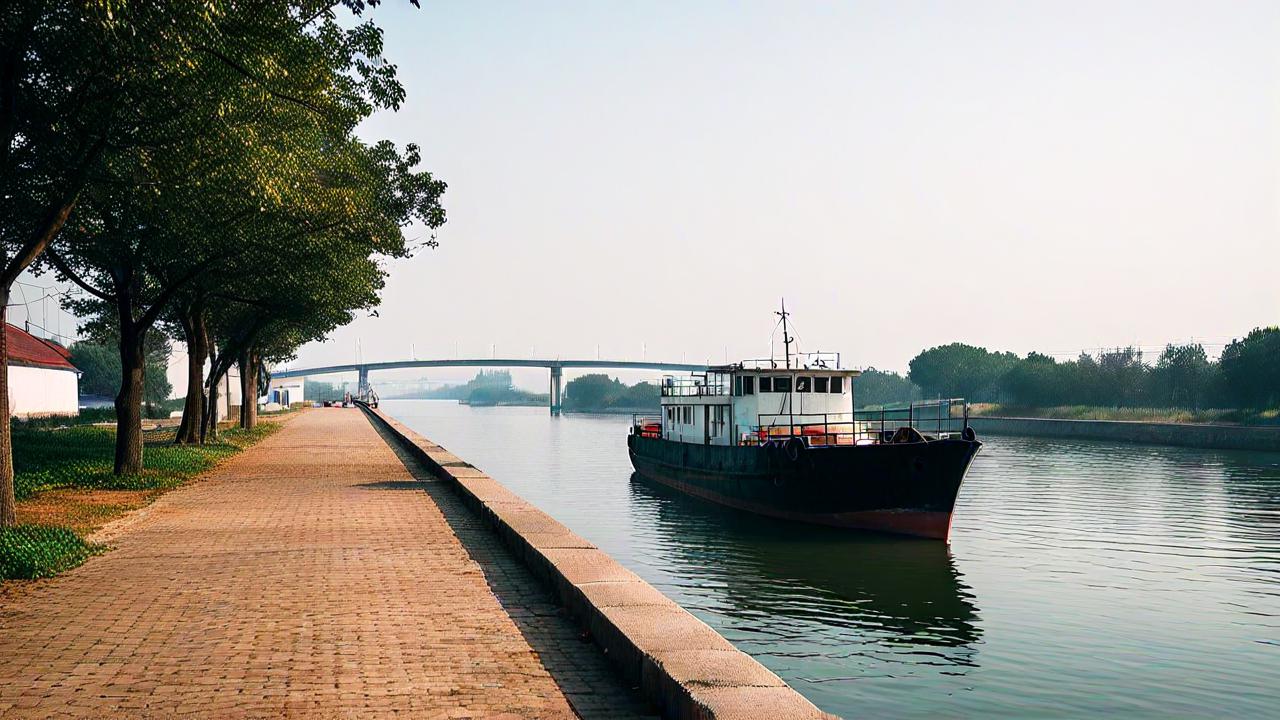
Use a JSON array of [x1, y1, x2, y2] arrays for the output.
[[370, 419, 658, 720]]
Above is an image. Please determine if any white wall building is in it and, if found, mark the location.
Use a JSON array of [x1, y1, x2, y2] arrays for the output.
[[6, 323, 79, 418], [264, 378, 305, 407], [214, 366, 243, 422]]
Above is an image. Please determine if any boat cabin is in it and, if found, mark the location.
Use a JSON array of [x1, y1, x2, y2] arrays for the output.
[[654, 353, 861, 447]]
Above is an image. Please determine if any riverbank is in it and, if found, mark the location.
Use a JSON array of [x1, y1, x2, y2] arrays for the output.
[[969, 403, 1279, 426], [361, 403, 836, 719], [968, 415, 1280, 452]]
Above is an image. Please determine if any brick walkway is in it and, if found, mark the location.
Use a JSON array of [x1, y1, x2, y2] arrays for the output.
[[0, 409, 650, 718]]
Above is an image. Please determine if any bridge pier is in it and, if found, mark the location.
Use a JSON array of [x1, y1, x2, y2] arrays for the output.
[[357, 366, 370, 397], [549, 366, 562, 416]]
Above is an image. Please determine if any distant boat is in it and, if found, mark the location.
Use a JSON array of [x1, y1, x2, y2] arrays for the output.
[[627, 302, 982, 541]]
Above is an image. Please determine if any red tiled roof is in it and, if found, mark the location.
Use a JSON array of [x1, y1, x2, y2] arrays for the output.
[[5, 323, 77, 371]]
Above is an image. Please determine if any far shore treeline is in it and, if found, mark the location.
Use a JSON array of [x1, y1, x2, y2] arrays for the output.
[[861, 327, 1280, 415], [0, 3, 445, 529]]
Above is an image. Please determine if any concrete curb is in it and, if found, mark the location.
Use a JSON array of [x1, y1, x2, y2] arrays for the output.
[[358, 404, 838, 720]]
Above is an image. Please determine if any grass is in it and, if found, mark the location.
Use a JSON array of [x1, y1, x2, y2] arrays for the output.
[[969, 404, 1280, 426], [3, 417, 287, 581], [13, 424, 280, 501], [0, 525, 103, 580]]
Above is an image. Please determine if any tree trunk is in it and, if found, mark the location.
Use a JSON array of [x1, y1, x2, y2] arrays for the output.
[[114, 324, 147, 475], [0, 293, 15, 527], [175, 305, 207, 444], [248, 352, 259, 427], [204, 344, 230, 444], [204, 377, 219, 443], [238, 350, 259, 430]]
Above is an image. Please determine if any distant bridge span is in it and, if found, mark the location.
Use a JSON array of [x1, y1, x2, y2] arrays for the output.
[[269, 358, 711, 415]]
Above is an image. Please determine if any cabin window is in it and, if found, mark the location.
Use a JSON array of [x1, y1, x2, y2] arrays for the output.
[[815, 377, 829, 393], [733, 376, 741, 396], [742, 376, 754, 395], [831, 377, 844, 394], [796, 377, 811, 393], [683, 406, 692, 424], [774, 377, 792, 393], [759, 377, 773, 393]]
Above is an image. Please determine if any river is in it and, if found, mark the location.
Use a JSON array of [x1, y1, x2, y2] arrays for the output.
[[383, 399, 1279, 719]]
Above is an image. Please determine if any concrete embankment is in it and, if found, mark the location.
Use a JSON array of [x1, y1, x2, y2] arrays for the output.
[[361, 404, 837, 720], [969, 416, 1280, 452]]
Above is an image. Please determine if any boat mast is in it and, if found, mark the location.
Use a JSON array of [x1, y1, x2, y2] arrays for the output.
[[776, 298, 795, 436], [777, 299, 792, 369]]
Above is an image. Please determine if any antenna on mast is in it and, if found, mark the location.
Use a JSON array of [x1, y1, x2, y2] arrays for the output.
[[776, 298, 792, 369]]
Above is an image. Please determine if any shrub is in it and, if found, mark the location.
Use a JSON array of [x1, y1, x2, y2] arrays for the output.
[[0, 526, 101, 580]]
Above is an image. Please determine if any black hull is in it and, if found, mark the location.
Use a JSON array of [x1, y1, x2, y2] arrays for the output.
[[627, 434, 981, 540]]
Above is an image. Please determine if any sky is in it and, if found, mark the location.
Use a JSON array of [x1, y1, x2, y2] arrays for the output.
[[13, 1, 1280, 394]]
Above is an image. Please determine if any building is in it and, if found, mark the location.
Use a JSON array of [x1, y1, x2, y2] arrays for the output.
[[264, 378, 305, 407], [213, 366, 243, 422], [6, 323, 79, 418]]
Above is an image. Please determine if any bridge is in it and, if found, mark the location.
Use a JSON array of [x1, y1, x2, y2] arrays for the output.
[[269, 358, 712, 415]]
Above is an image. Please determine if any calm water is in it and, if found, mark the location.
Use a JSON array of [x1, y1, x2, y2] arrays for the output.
[[384, 399, 1280, 718]]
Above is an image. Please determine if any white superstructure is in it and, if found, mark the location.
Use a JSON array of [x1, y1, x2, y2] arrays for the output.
[[657, 354, 861, 447]]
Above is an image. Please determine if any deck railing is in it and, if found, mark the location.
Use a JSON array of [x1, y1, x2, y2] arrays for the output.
[[660, 375, 729, 397], [745, 399, 969, 447], [633, 400, 971, 447]]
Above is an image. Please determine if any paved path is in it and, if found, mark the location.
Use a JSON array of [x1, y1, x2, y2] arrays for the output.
[[0, 409, 648, 718]]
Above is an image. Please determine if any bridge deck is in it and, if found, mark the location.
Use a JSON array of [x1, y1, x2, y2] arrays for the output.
[[272, 358, 711, 379]]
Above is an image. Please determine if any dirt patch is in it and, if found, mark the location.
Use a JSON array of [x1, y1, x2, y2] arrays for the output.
[[16, 488, 159, 536]]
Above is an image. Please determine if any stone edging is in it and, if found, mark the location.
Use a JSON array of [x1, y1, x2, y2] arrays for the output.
[[358, 404, 838, 720]]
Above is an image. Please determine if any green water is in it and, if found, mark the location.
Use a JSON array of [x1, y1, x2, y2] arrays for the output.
[[385, 400, 1280, 718]]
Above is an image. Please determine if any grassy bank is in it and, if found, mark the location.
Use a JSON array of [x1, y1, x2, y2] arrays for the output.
[[969, 403, 1280, 426], [2, 418, 286, 580]]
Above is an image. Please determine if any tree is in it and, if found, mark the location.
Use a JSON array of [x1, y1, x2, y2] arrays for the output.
[[1151, 344, 1211, 409], [0, 1, 425, 523], [1001, 352, 1066, 407], [1218, 328, 1280, 409], [45, 6, 441, 471], [69, 332, 171, 411], [907, 343, 1018, 401], [614, 381, 660, 410], [563, 374, 626, 411], [68, 342, 120, 398], [853, 368, 921, 408]]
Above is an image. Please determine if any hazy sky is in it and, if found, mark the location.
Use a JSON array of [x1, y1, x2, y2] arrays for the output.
[[14, 1, 1280, 393]]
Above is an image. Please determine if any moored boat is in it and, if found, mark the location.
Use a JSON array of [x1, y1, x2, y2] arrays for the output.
[[627, 303, 982, 541]]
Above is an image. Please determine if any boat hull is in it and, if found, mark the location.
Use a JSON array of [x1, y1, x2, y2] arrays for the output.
[[627, 434, 981, 540]]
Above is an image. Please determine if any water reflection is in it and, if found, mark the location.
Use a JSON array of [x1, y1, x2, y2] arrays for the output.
[[627, 475, 982, 653], [384, 401, 1280, 717]]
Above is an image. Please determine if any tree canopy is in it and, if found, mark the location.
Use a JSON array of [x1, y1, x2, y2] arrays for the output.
[[0, 2, 444, 523], [902, 331, 1279, 412]]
